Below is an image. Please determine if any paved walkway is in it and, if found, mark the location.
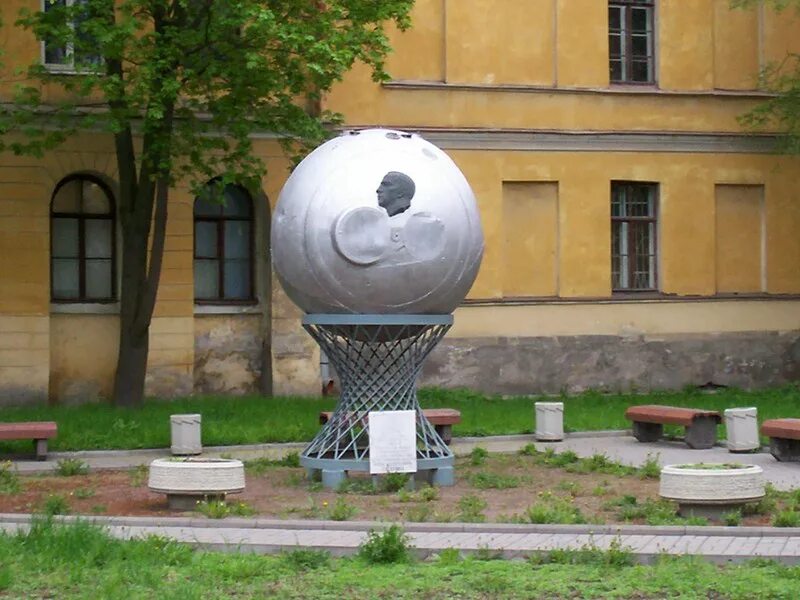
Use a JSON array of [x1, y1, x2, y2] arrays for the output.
[[2, 514, 800, 565], [4, 432, 800, 564]]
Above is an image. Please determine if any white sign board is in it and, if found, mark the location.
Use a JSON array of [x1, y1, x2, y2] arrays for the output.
[[368, 410, 417, 475]]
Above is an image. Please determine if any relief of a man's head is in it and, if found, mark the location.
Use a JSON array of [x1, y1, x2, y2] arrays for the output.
[[376, 171, 415, 217]]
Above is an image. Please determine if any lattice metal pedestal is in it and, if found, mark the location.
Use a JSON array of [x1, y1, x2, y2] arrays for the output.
[[300, 314, 454, 489]]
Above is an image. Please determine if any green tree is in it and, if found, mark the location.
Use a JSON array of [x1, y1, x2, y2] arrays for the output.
[[0, 0, 413, 407], [734, 0, 800, 152]]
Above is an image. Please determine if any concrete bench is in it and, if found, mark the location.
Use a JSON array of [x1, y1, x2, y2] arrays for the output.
[[624, 405, 721, 449], [761, 419, 800, 462], [319, 408, 461, 444], [0, 422, 58, 460]]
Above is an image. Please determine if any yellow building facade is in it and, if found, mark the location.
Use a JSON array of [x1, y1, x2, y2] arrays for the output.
[[1, 0, 799, 405]]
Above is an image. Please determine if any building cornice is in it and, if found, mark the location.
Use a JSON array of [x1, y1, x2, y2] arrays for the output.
[[339, 127, 782, 154], [383, 80, 776, 100]]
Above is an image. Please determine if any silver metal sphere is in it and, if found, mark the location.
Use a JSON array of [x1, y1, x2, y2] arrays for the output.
[[271, 128, 484, 314]]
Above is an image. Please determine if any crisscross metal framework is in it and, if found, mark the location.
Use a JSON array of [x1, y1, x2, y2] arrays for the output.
[[300, 314, 453, 467]]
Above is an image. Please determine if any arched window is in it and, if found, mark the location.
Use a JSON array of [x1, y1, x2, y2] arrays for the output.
[[50, 175, 116, 302], [194, 183, 254, 302]]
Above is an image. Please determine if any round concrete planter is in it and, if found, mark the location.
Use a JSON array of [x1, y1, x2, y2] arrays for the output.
[[659, 463, 765, 519], [148, 457, 245, 510]]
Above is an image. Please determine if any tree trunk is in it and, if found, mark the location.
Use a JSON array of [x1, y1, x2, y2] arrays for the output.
[[112, 218, 151, 408], [112, 178, 170, 408]]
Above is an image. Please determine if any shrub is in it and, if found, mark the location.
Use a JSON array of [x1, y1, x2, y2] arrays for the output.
[[398, 485, 438, 503], [518, 444, 539, 457], [55, 459, 88, 477], [42, 493, 70, 516], [722, 509, 742, 527], [469, 446, 489, 466], [196, 499, 230, 519], [280, 452, 301, 468], [358, 525, 413, 564], [639, 454, 661, 479], [525, 496, 587, 525], [382, 472, 410, 493], [327, 497, 357, 521], [0, 461, 20, 495], [773, 510, 800, 527]]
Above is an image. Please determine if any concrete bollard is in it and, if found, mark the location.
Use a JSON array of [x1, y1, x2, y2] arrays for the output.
[[535, 402, 564, 441], [724, 407, 759, 453], [170, 414, 202, 455]]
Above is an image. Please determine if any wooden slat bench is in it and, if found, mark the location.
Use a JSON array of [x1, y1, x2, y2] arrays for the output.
[[761, 419, 800, 462], [624, 405, 721, 449], [0, 422, 58, 460], [319, 408, 461, 444]]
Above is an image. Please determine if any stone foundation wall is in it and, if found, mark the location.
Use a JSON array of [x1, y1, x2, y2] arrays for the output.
[[421, 331, 800, 395], [194, 314, 264, 395]]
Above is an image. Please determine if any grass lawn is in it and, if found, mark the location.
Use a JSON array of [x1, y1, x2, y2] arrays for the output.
[[0, 385, 797, 452], [1, 520, 798, 599]]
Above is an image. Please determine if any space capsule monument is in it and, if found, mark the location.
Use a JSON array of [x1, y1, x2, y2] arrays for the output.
[[272, 128, 484, 487]]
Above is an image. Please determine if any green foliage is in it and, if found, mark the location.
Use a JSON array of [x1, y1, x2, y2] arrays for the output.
[[398, 485, 438, 503], [743, 483, 779, 516], [556, 480, 581, 496], [469, 471, 520, 489], [55, 458, 88, 477], [42, 493, 70, 516], [128, 464, 148, 487], [0, 461, 20, 495], [530, 537, 634, 568], [357, 525, 413, 564], [337, 478, 377, 495], [525, 493, 588, 525], [1, 386, 799, 450], [518, 443, 539, 456], [403, 504, 431, 522], [381, 473, 410, 493], [639, 454, 661, 479], [469, 446, 489, 466], [3, 520, 800, 597], [73, 487, 95, 500], [773, 510, 800, 527], [457, 494, 488, 523], [283, 549, 330, 571], [245, 451, 302, 475], [196, 498, 255, 519], [196, 499, 231, 519], [722, 509, 742, 527], [326, 497, 357, 521]]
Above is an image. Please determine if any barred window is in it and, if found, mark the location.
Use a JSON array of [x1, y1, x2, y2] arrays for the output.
[[51, 176, 116, 302], [609, 0, 655, 84], [194, 183, 254, 302], [611, 182, 658, 291]]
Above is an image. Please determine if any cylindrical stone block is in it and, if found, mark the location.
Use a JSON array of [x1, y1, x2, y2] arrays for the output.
[[535, 402, 564, 441], [724, 407, 759, 452], [170, 414, 202, 455]]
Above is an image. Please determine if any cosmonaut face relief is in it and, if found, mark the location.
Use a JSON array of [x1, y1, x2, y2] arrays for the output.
[[271, 128, 484, 315]]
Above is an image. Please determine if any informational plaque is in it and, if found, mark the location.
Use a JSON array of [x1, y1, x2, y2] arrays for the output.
[[368, 410, 417, 474]]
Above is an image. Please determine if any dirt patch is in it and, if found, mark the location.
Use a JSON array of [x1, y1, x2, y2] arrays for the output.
[[0, 454, 775, 526]]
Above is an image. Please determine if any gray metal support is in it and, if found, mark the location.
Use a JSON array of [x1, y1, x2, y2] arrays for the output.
[[299, 315, 455, 489]]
